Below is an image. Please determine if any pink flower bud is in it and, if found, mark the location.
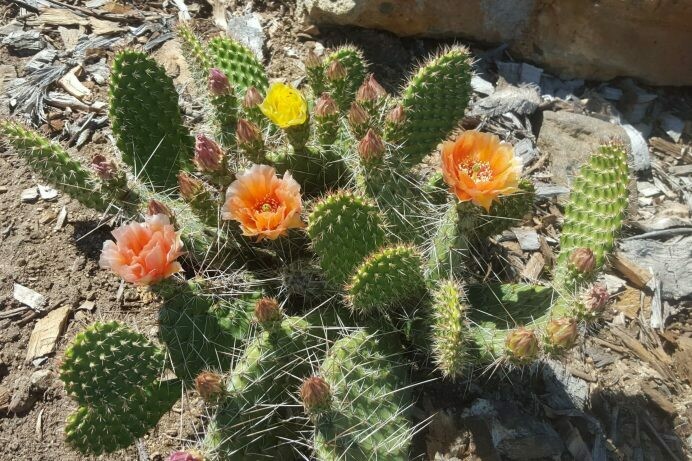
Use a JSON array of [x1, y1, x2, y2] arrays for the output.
[[356, 74, 386, 102], [386, 104, 406, 125], [569, 248, 596, 274], [300, 376, 331, 413], [304, 50, 322, 69], [90, 154, 117, 180], [167, 451, 203, 461], [314, 93, 338, 118], [193, 134, 224, 172], [347, 102, 369, 127], [326, 60, 346, 81], [583, 283, 609, 314], [254, 297, 281, 324], [505, 327, 539, 361], [147, 199, 173, 218], [195, 371, 224, 403], [235, 119, 261, 145], [242, 86, 263, 109], [357, 129, 385, 162], [546, 318, 578, 349], [177, 172, 204, 201], [208, 68, 231, 96]]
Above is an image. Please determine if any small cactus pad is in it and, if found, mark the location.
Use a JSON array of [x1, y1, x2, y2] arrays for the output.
[[109, 51, 193, 188], [393, 46, 472, 167], [325, 46, 367, 110], [430, 280, 469, 379], [308, 192, 387, 287], [347, 245, 425, 315], [314, 330, 413, 461], [207, 36, 268, 93], [60, 321, 163, 406]]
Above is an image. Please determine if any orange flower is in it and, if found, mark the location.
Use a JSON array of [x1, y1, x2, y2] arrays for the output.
[[221, 164, 304, 240], [440, 131, 520, 211], [99, 214, 184, 285]]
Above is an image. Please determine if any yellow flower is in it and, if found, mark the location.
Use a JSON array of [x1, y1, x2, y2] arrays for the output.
[[258, 83, 308, 129]]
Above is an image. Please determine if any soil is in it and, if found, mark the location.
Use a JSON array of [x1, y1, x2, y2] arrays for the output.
[[0, 1, 690, 461]]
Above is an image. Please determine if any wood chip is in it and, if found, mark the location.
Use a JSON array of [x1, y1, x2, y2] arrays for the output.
[[89, 17, 123, 36], [25, 306, 71, 362], [58, 66, 91, 100], [611, 252, 652, 289], [53, 206, 67, 230], [77, 300, 95, 311], [30, 8, 89, 27], [610, 326, 672, 380], [13, 283, 46, 311], [38, 184, 58, 201], [612, 286, 643, 320], [21, 187, 39, 203], [511, 227, 540, 251], [35, 408, 44, 440], [641, 382, 676, 416], [521, 252, 545, 281]]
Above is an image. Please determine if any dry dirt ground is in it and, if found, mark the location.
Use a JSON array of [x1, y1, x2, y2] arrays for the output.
[[1, 1, 691, 460]]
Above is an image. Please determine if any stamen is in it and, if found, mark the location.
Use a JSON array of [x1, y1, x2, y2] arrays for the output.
[[459, 158, 493, 183], [255, 194, 280, 213]]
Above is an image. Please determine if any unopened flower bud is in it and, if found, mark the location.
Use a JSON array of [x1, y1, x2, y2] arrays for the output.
[[314, 93, 338, 118], [386, 104, 406, 125], [90, 154, 117, 180], [242, 86, 263, 109], [305, 50, 322, 69], [194, 134, 224, 172], [254, 297, 281, 324], [569, 247, 596, 274], [147, 199, 173, 218], [357, 129, 385, 162], [300, 376, 331, 413], [177, 172, 204, 201], [582, 283, 609, 314], [195, 371, 224, 403], [546, 318, 578, 349], [167, 450, 204, 461], [347, 102, 368, 127], [208, 68, 231, 96], [356, 74, 386, 102], [235, 119, 261, 145], [505, 327, 539, 361], [326, 60, 346, 81]]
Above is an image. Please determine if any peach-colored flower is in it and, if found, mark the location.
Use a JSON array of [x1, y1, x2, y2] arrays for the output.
[[441, 131, 520, 211], [221, 164, 304, 240], [99, 214, 184, 285]]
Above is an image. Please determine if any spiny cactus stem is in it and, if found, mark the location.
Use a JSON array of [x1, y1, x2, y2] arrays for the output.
[[210, 93, 238, 149], [285, 121, 311, 152]]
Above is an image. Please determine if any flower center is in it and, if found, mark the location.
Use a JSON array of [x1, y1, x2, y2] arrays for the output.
[[255, 194, 280, 213], [458, 158, 493, 183]]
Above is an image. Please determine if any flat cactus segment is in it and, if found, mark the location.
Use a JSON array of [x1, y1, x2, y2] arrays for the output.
[[207, 36, 268, 93], [60, 321, 164, 407], [556, 142, 630, 279], [427, 202, 476, 280], [430, 280, 469, 379], [178, 24, 210, 74], [109, 51, 193, 189], [0, 120, 106, 210], [393, 46, 473, 167], [347, 245, 425, 315], [475, 179, 535, 240], [325, 46, 367, 110], [307, 192, 387, 287], [314, 330, 413, 461], [65, 380, 179, 455]]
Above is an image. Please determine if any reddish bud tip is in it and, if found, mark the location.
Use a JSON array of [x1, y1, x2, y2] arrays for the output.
[[569, 247, 596, 274], [254, 297, 281, 324], [194, 134, 224, 172], [208, 68, 231, 96], [347, 102, 369, 127], [235, 119, 261, 145], [90, 154, 117, 180], [194, 371, 224, 403], [147, 199, 173, 218], [505, 327, 539, 361], [546, 318, 578, 349], [314, 93, 339, 118], [300, 376, 331, 412], [582, 283, 609, 314], [326, 60, 346, 81], [386, 104, 406, 125], [356, 74, 386, 102], [167, 450, 204, 461], [177, 172, 204, 201], [357, 129, 385, 162], [242, 86, 263, 109], [305, 50, 322, 69]]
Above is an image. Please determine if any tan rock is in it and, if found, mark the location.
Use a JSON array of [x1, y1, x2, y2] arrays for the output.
[[299, 0, 692, 85]]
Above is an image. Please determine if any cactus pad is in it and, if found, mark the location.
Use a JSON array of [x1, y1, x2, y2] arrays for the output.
[[430, 280, 469, 379], [325, 46, 367, 110], [207, 37, 268, 93]]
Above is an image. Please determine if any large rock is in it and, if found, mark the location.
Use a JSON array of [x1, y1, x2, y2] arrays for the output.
[[537, 111, 627, 188], [298, 0, 692, 86]]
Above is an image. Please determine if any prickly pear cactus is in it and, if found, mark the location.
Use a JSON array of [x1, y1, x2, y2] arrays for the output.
[[207, 36, 269, 93], [109, 51, 193, 188]]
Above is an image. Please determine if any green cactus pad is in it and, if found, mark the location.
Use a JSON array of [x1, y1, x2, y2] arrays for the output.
[[392, 46, 472, 167], [109, 51, 193, 189], [555, 142, 630, 286], [347, 245, 425, 315], [177, 24, 211, 75], [65, 380, 179, 455], [0, 120, 107, 210], [308, 192, 387, 288], [430, 280, 469, 379], [427, 202, 476, 280], [207, 37, 268, 94], [475, 179, 535, 240], [60, 321, 164, 407], [314, 330, 413, 461], [325, 46, 367, 111]]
